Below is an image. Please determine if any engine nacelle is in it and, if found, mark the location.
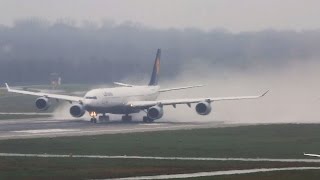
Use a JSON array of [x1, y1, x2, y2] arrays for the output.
[[70, 104, 86, 118], [147, 105, 164, 120], [195, 101, 212, 115], [35, 97, 50, 111]]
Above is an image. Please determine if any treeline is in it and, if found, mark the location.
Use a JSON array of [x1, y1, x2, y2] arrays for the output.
[[0, 19, 320, 84]]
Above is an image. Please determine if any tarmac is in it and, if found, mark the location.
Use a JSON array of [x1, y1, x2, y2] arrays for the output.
[[0, 117, 227, 140]]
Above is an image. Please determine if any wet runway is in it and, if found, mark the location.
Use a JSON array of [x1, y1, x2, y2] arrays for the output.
[[0, 118, 227, 140]]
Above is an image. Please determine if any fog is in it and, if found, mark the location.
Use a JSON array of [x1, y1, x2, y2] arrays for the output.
[[3, 0, 320, 32], [160, 60, 320, 124], [1, 19, 320, 85]]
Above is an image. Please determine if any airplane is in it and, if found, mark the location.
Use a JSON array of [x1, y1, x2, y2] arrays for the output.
[[5, 49, 268, 123]]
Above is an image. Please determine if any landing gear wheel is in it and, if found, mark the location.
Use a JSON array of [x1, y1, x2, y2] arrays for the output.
[[122, 115, 132, 122], [143, 116, 154, 123], [90, 118, 97, 123], [89, 111, 97, 123], [143, 116, 148, 123], [99, 115, 110, 122]]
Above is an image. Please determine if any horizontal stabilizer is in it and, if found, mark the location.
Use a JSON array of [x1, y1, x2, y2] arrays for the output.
[[113, 82, 134, 87]]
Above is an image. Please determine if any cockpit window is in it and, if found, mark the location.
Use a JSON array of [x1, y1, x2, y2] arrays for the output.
[[85, 96, 97, 99]]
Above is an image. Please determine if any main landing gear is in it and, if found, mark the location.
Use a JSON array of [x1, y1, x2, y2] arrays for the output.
[[99, 114, 110, 122], [89, 112, 155, 124], [122, 115, 132, 122], [143, 116, 154, 123]]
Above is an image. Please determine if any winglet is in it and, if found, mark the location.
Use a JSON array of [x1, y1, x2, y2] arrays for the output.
[[260, 90, 269, 97], [5, 83, 10, 91]]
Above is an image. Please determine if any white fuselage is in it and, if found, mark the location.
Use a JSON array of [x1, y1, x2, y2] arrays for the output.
[[83, 86, 160, 114]]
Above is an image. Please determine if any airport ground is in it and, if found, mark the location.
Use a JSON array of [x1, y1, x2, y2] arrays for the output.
[[1, 85, 320, 179], [0, 122, 320, 179]]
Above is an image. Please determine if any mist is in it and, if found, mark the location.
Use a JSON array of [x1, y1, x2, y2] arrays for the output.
[[159, 60, 320, 124], [1, 19, 320, 85]]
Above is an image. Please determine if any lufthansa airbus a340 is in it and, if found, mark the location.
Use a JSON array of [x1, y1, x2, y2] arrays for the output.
[[5, 49, 268, 123]]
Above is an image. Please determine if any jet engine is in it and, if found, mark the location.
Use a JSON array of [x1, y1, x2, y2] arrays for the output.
[[147, 105, 164, 120], [35, 97, 50, 111], [195, 101, 212, 115], [70, 104, 86, 118]]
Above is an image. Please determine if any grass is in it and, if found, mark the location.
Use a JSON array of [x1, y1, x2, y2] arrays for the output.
[[0, 157, 318, 180], [1, 124, 320, 158], [0, 124, 320, 179]]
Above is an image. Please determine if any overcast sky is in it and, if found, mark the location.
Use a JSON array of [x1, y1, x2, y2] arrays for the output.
[[1, 0, 320, 32]]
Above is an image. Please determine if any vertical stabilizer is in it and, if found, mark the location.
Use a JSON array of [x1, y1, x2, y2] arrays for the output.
[[149, 49, 161, 86]]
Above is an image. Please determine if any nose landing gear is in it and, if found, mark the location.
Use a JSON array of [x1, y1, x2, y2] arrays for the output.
[[90, 111, 97, 123], [90, 117, 97, 123]]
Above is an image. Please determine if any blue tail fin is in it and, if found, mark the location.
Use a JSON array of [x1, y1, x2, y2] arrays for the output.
[[149, 49, 161, 86]]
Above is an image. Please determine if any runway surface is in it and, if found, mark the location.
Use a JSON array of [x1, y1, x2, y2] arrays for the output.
[[0, 118, 227, 140]]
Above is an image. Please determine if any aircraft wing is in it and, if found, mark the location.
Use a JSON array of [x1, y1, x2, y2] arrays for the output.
[[5, 83, 84, 103], [128, 90, 269, 108], [304, 153, 320, 157], [159, 85, 204, 92]]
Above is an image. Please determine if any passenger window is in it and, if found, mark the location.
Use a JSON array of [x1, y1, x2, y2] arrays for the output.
[[85, 96, 97, 99], [103, 92, 113, 97]]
